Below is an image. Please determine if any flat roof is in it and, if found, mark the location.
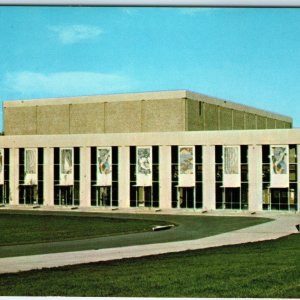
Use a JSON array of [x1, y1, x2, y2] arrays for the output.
[[3, 89, 292, 123]]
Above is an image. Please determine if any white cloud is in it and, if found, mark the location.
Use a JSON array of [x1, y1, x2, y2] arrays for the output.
[[2, 71, 136, 99], [49, 25, 103, 44]]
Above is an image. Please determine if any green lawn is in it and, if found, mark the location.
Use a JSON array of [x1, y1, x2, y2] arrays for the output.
[[0, 233, 299, 297], [0, 210, 271, 258], [0, 210, 168, 245]]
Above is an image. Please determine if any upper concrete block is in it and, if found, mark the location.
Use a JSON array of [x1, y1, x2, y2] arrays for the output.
[[70, 102, 105, 134], [37, 105, 70, 135], [3, 90, 293, 135]]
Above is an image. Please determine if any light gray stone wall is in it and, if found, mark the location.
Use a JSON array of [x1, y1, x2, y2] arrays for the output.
[[143, 99, 185, 132], [37, 105, 69, 134], [3, 90, 292, 135], [70, 103, 105, 134], [5, 106, 37, 135]]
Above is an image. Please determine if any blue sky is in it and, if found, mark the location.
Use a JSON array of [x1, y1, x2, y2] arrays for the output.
[[0, 7, 300, 130]]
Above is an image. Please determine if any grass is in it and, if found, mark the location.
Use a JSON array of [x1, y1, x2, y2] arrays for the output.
[[0, 233, 299, 297], [0, 210, 271, 258], [0, 210, 168, 245]]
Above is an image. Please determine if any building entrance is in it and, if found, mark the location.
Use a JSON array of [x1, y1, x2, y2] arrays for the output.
[[137, 186, 151, 207], [58, 186, 74, 206], [19, 185, 38, 205], [178, 187, 195, 209], [95, 186, 111, 207], [263, 188, 296, 211]]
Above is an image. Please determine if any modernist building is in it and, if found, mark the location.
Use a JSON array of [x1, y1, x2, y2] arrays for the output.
[[0, 90, 299, 213]]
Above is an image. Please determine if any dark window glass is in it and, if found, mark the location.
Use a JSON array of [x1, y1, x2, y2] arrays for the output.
[[74, 147, 80, 165], [152, 146, 159, 164], [196, 164, 203, 182], [195, 182, 203, 209], [241, 164, 248, 182], [112, 182, 118, 206], [130, 165, 136, 182], [289, 145, 297, 163], [112, 146, 118, 164], [216, 183, 223, 209], [152, 182, 159, 208], [241, 145, 248, 164], [262, 145, 270, 164], [171, 183, 178, 208], [152, 165, 159, 182], [112, 165, 118, 181], [171, 146, 178, 164], [171, 165, 178, 182], [130, 185, 137, 207], [91, 147, 97, 165], [262, 164, 270, 183], [215, 145, 222, 164], [130, 146, 136, 164], [215, 164, 223, 182], [195, 146, 202, 164], [289, 164, 297, 182]]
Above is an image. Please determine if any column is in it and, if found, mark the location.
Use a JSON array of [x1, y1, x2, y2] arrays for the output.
[[43, 147, 54, 206], [118, 146, 130, 208], [159, 146, 172, 209], [248, 145, 263, 212], [202, 145, 215, 211], [80, 147, 91, 207], [9, 148, 19, 205]]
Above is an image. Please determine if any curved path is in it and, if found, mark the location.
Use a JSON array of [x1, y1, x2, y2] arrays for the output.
[[0, 213, 298, 274]]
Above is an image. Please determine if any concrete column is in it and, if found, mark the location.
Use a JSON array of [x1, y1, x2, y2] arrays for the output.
[[159, 146, 172, 209], [118, 146, 130, 208], [43, 147, 54, 206], [203, 145, 215, 211], [248, 145, 263, 212], [297, 145, 300, 212], [9, 148, 19, 205], [80, 147, 91, 207]]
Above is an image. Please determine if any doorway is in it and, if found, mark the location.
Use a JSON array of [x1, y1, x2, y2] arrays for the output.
[[178, 187, 194, 209]]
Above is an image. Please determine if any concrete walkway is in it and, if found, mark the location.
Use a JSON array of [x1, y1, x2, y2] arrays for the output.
[[0, 214, 298, 275]]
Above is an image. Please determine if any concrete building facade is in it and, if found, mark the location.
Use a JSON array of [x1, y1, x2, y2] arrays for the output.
[[4, 90, 292, 135], [0, 90, 298, 213]]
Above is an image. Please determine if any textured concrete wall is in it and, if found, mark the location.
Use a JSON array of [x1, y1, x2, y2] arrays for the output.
[[284, 121, 292, 128], [187, 99, 203, 131], [219, 107, 232, 130], [257, 115, 266, 129], [142, 99, 185, 132], [245, 113, 257, 129], [4, 93, 292, 135], [233, 110, 245, 130], [204, 103, 218, 130], [266, 118, 276, 129], [37, 105, 70, 134], [105, 101, 142, 133], [5, 106, 37, 135], [70, 103, 104, 134]]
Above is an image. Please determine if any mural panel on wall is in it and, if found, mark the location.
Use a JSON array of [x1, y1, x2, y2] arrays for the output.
[[96, 147, 112, 186], [24, 148, 38, 185], [270, 145, 289, 187], [178, 146, 195, 187], [223, 146, 240, 187], [60, 148, 74, 186], [136, 146, 152, 186]]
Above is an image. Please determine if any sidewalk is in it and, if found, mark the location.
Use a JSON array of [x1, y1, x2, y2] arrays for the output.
[[0, 215, 298, 275]]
